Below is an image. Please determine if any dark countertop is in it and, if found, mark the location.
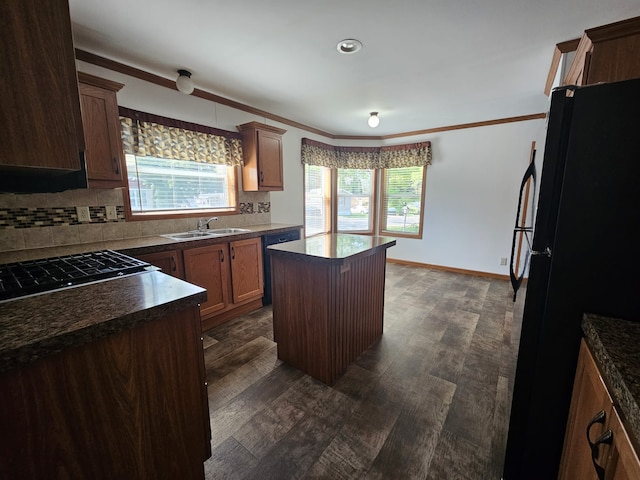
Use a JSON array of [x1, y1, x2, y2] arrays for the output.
[[0, 223, 302, 264], [266, 233, 396, 264], [582, 313, 640, 449], [0, 223, 301, 375], [0, 271, 207, 374]]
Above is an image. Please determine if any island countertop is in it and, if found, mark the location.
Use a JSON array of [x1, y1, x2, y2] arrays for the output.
[[266, 233, 396, 265]]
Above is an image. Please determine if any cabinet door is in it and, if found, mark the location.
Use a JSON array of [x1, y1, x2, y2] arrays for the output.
[[79, 80, 125, 187], [183, 244, 230, 317], [0, 0, 83, 170], [257, 129, 284, 189], [238, 122, 286, 191], [230, 237, 263, 303], [136, 250, 184, 279], [559, 340, 614, 480], [604, 407, 640, 480]]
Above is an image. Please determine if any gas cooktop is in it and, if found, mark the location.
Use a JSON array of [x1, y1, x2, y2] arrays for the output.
[[0, 250, 152, 302]]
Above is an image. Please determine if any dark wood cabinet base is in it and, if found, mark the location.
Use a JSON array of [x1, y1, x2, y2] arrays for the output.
[[0, 306, 211, 480], [271, 242, 390, 385]]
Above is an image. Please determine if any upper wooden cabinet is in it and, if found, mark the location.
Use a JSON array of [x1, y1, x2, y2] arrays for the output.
[[564, 16, 640, 86], [0, 0, 84, 171], [238, 122, 286, 191], [78, 72, 126, 188]]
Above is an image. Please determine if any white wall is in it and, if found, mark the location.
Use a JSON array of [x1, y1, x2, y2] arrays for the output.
[[384, 121, 546, 274], [76, 60, 547, 276]]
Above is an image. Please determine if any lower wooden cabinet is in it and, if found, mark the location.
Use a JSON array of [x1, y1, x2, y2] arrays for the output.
[[183, 237, 263, 330], [136, 249, 184, 278], [0, 305, 211, 479], [183, 243, 230, 318], [229, 237, 264, 303], [606, 407, 640, 479], [559, 339, 640, 479]]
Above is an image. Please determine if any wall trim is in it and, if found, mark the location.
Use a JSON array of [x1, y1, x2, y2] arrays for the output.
[[386, 257, 515, 282], [76, 48, 547, 141]]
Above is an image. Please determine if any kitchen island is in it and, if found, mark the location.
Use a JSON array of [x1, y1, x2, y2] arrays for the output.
[[267, 233, 396, 385]]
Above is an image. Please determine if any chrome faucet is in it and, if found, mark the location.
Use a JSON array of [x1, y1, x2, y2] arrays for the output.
[[197, 216, 218, 231]]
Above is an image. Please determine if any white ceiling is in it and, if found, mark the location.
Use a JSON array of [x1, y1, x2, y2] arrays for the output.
[[69, 0, 640, 137]]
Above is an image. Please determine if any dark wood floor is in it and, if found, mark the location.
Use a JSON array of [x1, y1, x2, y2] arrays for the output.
[[202, 263, 525, 479]]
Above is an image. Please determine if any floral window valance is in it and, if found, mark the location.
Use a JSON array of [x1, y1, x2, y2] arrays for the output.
[[119, 107, 244, 166], [301, 138, 432, 169]]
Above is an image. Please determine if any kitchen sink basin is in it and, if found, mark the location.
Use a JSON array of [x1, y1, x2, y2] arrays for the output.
[[207, 228, 251, 234], [161, 228, 251, 240], [161, 231, 222, 240]]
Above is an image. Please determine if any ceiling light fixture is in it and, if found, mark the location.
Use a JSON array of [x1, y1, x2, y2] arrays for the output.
[[176, 69, 194, 95], [368, 112, 380, 128], [336, 39, 362, 54]]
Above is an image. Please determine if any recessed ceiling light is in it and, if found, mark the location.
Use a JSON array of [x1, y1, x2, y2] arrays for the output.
[[337, 39, 362, 54]]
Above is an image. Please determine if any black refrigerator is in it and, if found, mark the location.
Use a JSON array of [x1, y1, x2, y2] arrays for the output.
[[503, 78, 640, 479]]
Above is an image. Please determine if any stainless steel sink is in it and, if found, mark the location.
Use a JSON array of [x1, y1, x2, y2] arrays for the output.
[[161, 231, 222, 240], [161, 228, 251, 240], [207, 228, 251, 234]]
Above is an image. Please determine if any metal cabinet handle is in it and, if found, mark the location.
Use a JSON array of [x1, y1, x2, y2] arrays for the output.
[[113, 157, 120, 174], [586, 410, 606, 448], [170, 256, 176, 272], [220, 250, 224, 263], [590, 429, 613, 480], [231, 246, 235, 260], [260, 171, 264, 183]]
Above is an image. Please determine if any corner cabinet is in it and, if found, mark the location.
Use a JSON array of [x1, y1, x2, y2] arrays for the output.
[[183, 237, 264, 331], [135, 250, 184, 278], [237, 122, 286, 191], [78, 72, 126, 188], [564, 16, 640, 86], [559, 339, 640, 480], [0, 0, 83, 171]]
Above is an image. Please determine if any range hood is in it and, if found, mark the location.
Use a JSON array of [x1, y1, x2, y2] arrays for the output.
[[0, 156, 88, 194]]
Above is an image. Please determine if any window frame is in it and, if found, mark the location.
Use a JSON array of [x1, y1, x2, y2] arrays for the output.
[[303, 165, 426, 239], [303, 164, 332, 236], [378, 165, 427, 239], [122, 158, 240, 221], [333, 168, 377, 235]]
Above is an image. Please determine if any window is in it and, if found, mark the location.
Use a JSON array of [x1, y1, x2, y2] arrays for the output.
[[126, 155, 237, 215], [336, 168, 375, 233], [301, 138, 431, 239], [304, 164, 331, 236], [380, 166, 426, 237], [119, 107, 243, 219]]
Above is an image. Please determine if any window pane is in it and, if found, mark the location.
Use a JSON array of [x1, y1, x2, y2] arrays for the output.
[[336, 168, 374, 233], [304, 164, 331, 236], [126, 154, 235, 213], [380, 166, 425, 236]]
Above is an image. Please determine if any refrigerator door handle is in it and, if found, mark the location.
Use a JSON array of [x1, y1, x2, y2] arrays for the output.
[[530, 246, 552, 257]]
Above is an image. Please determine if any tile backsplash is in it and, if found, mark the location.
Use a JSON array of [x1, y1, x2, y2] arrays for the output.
[[0, 188, 271, 252]]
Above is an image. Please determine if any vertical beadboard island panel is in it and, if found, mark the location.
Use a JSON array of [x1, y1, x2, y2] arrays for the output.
[[268, 234, 396, 385]]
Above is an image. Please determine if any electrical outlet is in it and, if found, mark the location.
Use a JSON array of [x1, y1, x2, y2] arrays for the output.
[[105, 205, 117, 221], [76, 206, 91, 223], [500, 257, 508, 266]]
